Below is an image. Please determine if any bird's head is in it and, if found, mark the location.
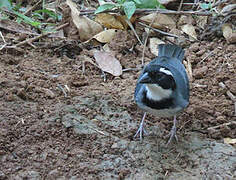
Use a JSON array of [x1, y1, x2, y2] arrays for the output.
[[138, 65, 176, 90]]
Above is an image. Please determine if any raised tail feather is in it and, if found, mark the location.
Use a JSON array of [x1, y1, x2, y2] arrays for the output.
[[158, 44, 185, 62]]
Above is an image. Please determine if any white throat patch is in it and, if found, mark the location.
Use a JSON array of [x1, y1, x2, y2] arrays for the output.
[[160, 68, 173, 76], [146, 84, 172, 101]]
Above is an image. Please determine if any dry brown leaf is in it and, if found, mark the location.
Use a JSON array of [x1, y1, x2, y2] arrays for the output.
[[181, 24, 197, 41], [94, 51, 122, 76], [140, 13, 176, 30], [0, 19, 37, 35], [224, 138, 236, 145], [149, 38, 164, 56], [222, 24, 232, 40], [178, 15, 194, 26], [66, 0, 103, 41], [95, 13, 124, 30], [222, 23, 236, 43], [93, 29, 118, 43]]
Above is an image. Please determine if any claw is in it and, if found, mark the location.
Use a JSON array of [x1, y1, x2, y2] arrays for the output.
[[166, 115, 178, 146], [134, 112, 148, 140]]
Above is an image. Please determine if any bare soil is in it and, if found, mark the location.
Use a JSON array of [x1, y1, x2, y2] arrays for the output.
[[0, 34, 236, 179]]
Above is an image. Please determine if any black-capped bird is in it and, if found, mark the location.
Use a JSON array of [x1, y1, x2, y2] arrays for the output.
[[134, 44, 189, 145]]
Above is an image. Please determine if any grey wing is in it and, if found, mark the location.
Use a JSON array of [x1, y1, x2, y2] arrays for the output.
[[134, 67, 146, 98]]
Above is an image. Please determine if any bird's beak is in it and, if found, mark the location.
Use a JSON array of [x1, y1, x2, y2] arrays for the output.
[[138, 72, 152, 84]]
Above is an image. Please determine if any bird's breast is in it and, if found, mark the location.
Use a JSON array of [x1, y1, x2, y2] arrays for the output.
[[135, 87, 182, 117]]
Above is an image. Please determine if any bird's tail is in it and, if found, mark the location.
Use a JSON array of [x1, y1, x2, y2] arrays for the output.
[[158, 44, 185, 62]]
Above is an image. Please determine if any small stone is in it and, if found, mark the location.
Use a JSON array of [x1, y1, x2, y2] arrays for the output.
[[193, 66, 208, 79], [43, 88, 55, 99]]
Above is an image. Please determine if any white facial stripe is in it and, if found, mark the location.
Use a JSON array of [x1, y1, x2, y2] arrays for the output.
[[146, 84, 172, 101], [160, 68, 173, 76]]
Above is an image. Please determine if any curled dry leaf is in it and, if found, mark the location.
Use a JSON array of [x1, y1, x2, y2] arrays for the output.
[[66, 0, 103, 41], [222, 23, 236, 44], [93, 29, 118, 43], [181, 24, 197, 41], [149, 38, 164, 56], [94, 51, 122, 76], [140, 13, 176, 30], [95, 13, 124, 30]]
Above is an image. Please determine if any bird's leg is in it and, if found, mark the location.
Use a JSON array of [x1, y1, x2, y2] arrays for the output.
[[134, 112, 148, 140], [167, 115, 178, 146]]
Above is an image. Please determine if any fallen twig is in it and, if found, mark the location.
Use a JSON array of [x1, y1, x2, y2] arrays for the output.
[[0, 31, 7, 50], [140, 12, 158, 66], [80, 9, 212, 16], [125, 18, 143, 45], [23, 0, 42, 16], [138, 22, 179, 38], [219, 82, 236, 102], [208, 121, 236, 131], [4, 23, 69, 49]]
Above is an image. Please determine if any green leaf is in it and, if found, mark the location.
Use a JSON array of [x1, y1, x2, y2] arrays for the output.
[[95, 3, 116, 14], [200, 3, 211, 10], [123, 1, 136, 19], [116, 0, 125, 4], [136, 0, 165, 9], [12, 10, 41, 27], [0, 0, 12, 10], [132, 0, 142, 4], [34, 9, 62, 21]]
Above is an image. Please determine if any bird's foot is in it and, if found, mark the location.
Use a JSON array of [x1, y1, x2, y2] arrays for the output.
[[134, 123, 148, 141], [166, 123, 178, 146], [134, 112, 148, 141]]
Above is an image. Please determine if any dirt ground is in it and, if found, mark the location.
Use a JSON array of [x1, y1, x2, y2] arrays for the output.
[[0, 31, 236, 179]]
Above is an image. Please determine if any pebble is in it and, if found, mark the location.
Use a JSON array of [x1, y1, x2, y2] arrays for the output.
[[193, 66, 208, 79]]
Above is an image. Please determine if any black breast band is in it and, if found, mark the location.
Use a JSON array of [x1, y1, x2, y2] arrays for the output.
[[142, 89, 174, 109]]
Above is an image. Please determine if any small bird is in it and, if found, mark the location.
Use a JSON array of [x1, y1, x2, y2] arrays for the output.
[[134, 44, 189, 145]]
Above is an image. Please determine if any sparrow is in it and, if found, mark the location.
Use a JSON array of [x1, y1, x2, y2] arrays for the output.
[[134, 44, 189, 145]]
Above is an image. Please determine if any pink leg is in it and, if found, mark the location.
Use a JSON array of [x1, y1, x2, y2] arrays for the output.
[[167, 115, 178, 146], [134, 112, 148, 140]]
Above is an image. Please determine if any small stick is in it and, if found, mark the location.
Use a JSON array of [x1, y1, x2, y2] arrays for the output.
[[138, 22, 179, 38], [125, 18, 143, 45], [6, 23, 69, 48], [178, 0, 184, 12], [192, 83, 207, 88], [0, 31, 7, 50], [208, 121, 236, 131], [122, 67, 141, 72], [140, 11, 158, 66], [23, 0, 42, 15], [199, 51, 214, 64], [219, 82, 236, 101], [80, 9, 212, 16]]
